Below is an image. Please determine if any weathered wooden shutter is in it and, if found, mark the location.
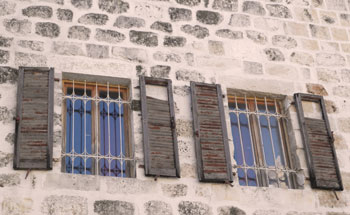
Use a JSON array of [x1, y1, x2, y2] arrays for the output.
[[139, 76, 180, 177], [190, 82, 233, 182], [294, 93, 343, 190], [14, 67, 54, 170]]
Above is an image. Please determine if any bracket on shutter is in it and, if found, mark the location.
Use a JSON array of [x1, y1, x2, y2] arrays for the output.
[[139, 76, 180, 177], [190, 82, 233, 183], [294, 93, 343, 190], [14, 67, 54, 170]]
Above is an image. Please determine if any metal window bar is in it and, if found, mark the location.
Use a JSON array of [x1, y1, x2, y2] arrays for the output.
[[229, 95, 297, 188], [62, 80, 133, 178]]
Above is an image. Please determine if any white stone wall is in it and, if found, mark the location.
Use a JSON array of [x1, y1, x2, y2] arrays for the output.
[[0, 0, 350, 214]]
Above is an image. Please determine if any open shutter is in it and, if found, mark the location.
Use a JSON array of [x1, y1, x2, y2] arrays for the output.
[[14, 67, 54, 170], [140, 76, 180, 177], [190, 82, 233, 183], [294, 93, 343, 190]]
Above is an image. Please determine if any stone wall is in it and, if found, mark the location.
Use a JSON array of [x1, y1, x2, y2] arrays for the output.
[[1, 0, 350, 214]]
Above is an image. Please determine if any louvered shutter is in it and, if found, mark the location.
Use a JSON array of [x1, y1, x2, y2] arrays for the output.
[[14, 67, 54, 170], [140, 76, 180, 177], [190, 82, 233, 183], [294, 93, 343, 190]]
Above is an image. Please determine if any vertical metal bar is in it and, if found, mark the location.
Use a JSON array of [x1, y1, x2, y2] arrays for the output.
[[84, 81, 87, 174], [118, 85, 123, 177], [71, 80, 75, 174], [234, 95, 248, 186], [264, 97, 280, 187], [95, 82, 99, 175], [107, 82, 111, 176], [244, 95, 259, 186]]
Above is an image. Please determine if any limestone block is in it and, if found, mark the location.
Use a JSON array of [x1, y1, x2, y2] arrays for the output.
[[242, 1, 266, 16], [145, 201, 173, 215], [246, 30, 267, 44], [290, 52, 314, 66], [1, 198, 33, 215], [181, 25, 209, 39], [0, 50, 10, 64], [129, 31, 158, 47], [86, 44, 109, 59], [94, 200, 134, 215], [164, 36, 187, 47], [243, 61, 263, 74], [57, 9, 73, 22], [217, 206, 246, 215], [178, 201, 212, 215], [112, 47, 148, 63], [151, 22, 173, 33], [266, 4, 292, 18], [316, 53, 345, 67], [151, 65, 170, 78], [0, 173, 20, 187], [22, 6, 52, 19], [98, 0, 129, 14], [15, 52, 47, 66], [161, 184, 188, 197], [229, 14, 250, 27], [176, 70, 205, 82], [264, 48, 285, 61], [0, 1, 16, 16], [3, 19, 31, 35], [95, 28, 125, 43], [35, 22, 60, 38], [196, 10, 223, 25], [212, 0, 238, 12], [176, 0, 200, 7], [68, 26, 91, 41], [78, 13, 109, 25], [169, 8, 192, 22], [216, 29, 243, 39], [71, 0, 92, 9], [114, 16, 145, 29], [41, 195, 88, 215], [208, 40, 225, 55], [154, 51, 181, 63], [272, 35, 297, 49], [306, 83, 328, 96], [310, 24, 331, 40], [51, 41, 85, 56]]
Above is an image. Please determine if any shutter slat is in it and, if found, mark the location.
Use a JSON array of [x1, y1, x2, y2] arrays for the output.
[[14, 67, 54, 170], [294, 93, 343, 190], [140, 76, 180, 178], [191, 82, 233, 183]]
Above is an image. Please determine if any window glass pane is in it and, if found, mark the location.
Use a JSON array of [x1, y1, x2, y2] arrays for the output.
[[239, 114, 254, 166], [66, 99, 73, 153], [99, 101, 109, 156], [73, 157, 85, 175], [270, 117, 285, 167], [247, 169, 257, 186], [230, 113, 243, 166], [99, 90, 121, 100], [86, 101, 93, 154], [237, 168, 246, 186], [109, 102, 124, 157], [259, 116, 275, 167]]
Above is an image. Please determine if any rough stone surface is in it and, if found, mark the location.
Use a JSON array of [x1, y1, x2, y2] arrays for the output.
[[246, 30, 267, 44], [145, 201, 173, 215], [71, 0, 92, 9], [151, 65, 171, 78], [212, 0, 238, 12], [86, 44, 109, 59], [176, 70, 205, 82], [1, 197, 33, 215], [333, 86, 350, 97], [266, 4, 292, 18], [0, 67, 18, 84], [0, 106, 15, 123], [316, 53, 346, 67], [154, 51, 181, 63], [95, 28, 125, 43], [306, 83, 328, 96], [176, 0, 200, 6], [35, 22, 60, 38], [174, 86, 190, 96], [0, 36, 13, 48], [290, 52, 314, 66], [209, 40, 224, 55], [264, 48, 285, 61], [181, 25, 209, 39], [310, 24, 331, 40], [325, 0, 347, 11], [0, 173, 20, 187], [217, 206, 246, 215], [243, 1, 266, 16], [216, 29, 243, 39], [185, 53, 194, 66], [272, 35, 297, 49], [44, 173, 100, 191], [244, 61, 263, 74], [22, 6, 52, 19], [52, 41, 85, 56], [162, 184, 188, 197], [0, 1, 16, 16], [15, 52, 47, 66], [196, 10, 223, 25], [169, 8, 192, 22], [98, 0, 129, 14], [5, 133, 15, 145], [57, 9, 73, 22], [106, 178, 157, 194], [317, 68, 340, 83], [112, 47, 148, 63], [68, 26, 91, 40], [114, 16, 145, 28], [130, 31, 158, 47], [253, 210, 281, 215], [0, 151, 12, 167], [178, 201, 212, 215], [136, 65, 146, 76], [94, 200, 134, 215], [151, 21, 173, 33], [4, 19, 31, 35], [229, 14, 250, 27], [41, 195, 88, 215], [163, 36, 187, 47], [0, 50, 9, 64], [78, 13, 109, 25]]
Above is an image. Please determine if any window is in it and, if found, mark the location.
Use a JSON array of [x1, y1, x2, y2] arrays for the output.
[[228, 93, 296, 188], [61, 78, 135, 178]]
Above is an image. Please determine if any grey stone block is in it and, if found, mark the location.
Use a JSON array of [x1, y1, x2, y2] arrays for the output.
[[15, 52, 47, 66], [310, 24, 331, 40], [4, 19, 31, 35], [290, 52, 314, 66], [169, 8, 192, 22], [0, 151, 12, 167], [0, 67, 18, 84], [164, 36, 186, 47], [114, 16, 145, 28], [41, 195, 88, 215], [272, 35, 297, 49], [178, 201, 212, 215], [112, 47, 148, 63], [246, 30, 267, 44], [57, 9, 73, 22], [145, 201, 173, 215], [229, 14, 250, 27], [154, 51, 181, 63], [216, 29, 243, 39], [266, 4, 292, 18], [0, 1, 16, 16], [130, 31, 158, 47], [316, 53, 345, 67], [176, 70, 205, 82], [78, 13, 109, 25], [51, 41, 85, 56], [98, 0, 129, 14], [86, 44, 109, 59], [0, 50, 9, 64], [95, 28, 125, 43], [71, 0, 92, 9], [35, 22, 60, 38], [94, 200, 134, 215], [0, 173, 20, 187], [0, 36, 13, 48], [196, 10, 223, 25], [212, 0, 238, 12], [151, 21, 173, 33], [217, 206, 246, 215], [243, 61, 263, 74], [22, 6, 53, 19], [68, 26, 91, 41], [176, 0, 200, 6], [264, 48, 285, 61], [243, 1, 266, 16], [151, 65, 171, 78], [161, 184, 188, 197], [181, 25, 209, 39]]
